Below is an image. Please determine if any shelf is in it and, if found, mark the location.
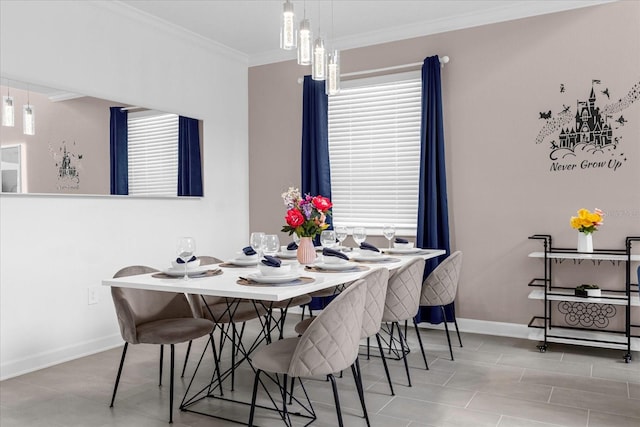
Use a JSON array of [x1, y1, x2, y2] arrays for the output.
[[528, 328, 640, 351], [528, 290, 640, 306], [529, 251, 640, 262]]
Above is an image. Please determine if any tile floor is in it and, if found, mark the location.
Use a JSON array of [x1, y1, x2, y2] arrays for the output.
[[1, 317, 639, 427]]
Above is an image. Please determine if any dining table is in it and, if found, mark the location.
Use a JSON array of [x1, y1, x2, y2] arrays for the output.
[[102, 247, 446, 425]]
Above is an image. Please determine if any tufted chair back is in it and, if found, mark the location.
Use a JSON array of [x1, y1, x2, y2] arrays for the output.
[[359, 268, 390, 339], [287, 278, 366, 378], [382, 257, 426, 322], [420, 251, 463, 307]]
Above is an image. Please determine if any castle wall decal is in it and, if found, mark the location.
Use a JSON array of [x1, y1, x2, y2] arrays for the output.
[[48, 140, 83, 190], [535, 79, 639, 172]]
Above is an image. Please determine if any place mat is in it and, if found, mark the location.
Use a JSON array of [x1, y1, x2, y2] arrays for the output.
[[305, 265, 370, 273], [152, 269, 223, 279], [219, 262, 256, 268], [236, 276, 315, 286], [353, 257, 401, 264]]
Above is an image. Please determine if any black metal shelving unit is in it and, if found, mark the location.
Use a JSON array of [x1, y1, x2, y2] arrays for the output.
[[527, 234, 640, 363]]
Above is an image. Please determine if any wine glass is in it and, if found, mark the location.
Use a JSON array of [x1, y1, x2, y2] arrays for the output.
[[353, 227, 367, 247], [250, 232, 265, 257], [263, 234, 280, 256], [320, 230, 337, 249], [334, 225, 348, 249], [176, 237, 196, 281], [292, 233, 301, 245], [382, 224, 396, 249]]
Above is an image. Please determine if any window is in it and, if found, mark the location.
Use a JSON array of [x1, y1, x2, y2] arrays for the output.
[[328, 72, 422, 235], [127, 111, 179, 196]]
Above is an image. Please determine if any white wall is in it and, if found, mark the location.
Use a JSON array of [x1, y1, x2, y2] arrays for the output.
[[0, 1, 249, 379]]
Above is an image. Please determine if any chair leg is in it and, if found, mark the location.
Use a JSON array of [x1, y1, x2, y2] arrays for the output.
[[396, 322, 412, 387], [441, 306, 454, 361], [452, 305, 463, 347], [247, 369, 262, 427], [207, 333, 224, 397], [169, 344, 175, 423], [180, 340, 193, 378], [413, 319, 429, 370], [109, 342, 128, 407], [281, 374, 289, 420], [159, 344, 164, 387], [375, 333, 395, 396], [288, 376, 295, 405], [327, 374, 345, 427], [231, 323, 236, 391], [366, 336, 371, 360], [351, 358, 371, 427]]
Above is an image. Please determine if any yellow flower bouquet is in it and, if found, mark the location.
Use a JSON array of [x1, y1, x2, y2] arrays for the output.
[[570, 208, 604, 234]]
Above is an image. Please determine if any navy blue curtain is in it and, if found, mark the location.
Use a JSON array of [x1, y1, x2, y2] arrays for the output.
[[177, 116, 203, 197], [301, 75, 333, 310], [415, 55, 454, 324], [109, 107, 128, 195]]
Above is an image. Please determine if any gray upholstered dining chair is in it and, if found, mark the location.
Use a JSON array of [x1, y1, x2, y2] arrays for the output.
[[418, 251, 463, 360], [295, 267, 394, 398], [381, 257, 428, 387], [247, 278, 368, 427], [183, 256, 278, 392], [109, 265, 215, 423]]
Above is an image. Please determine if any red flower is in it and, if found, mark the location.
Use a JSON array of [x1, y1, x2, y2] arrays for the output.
[[312, 196, 332, 212], [285, 208, 305, 227]]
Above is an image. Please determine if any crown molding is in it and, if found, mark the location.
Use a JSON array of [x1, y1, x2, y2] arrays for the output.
[[248, 0, 613, 67], [95, 0, 248, 66]]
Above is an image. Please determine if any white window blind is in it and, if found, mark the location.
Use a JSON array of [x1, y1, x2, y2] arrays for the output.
[[328, 73, 422, 235], [127, 111, 179, 196]]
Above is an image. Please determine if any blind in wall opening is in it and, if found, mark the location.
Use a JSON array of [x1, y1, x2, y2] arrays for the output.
[[328, 77, 422, 234], [127, 112, 179, 196]]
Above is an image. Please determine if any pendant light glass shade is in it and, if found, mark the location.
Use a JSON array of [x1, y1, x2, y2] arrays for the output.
[[312, 36, 326, 81], [297, 18, 312, 65], [280, 0, 296, 50], [326, 50, 340, 95], [23, 104, 35, 135], [2, 96, 15, 127]]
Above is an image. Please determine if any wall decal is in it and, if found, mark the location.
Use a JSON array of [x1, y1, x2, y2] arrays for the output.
[[535, 80, 639, 172], [48, 140, 83, 190]]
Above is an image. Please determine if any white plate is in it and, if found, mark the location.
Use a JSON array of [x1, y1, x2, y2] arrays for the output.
[[246, 273, 302, 284], [276, 251, 298, 259], [162, 266, 212, 277], [228, 258, 259, 266], [384, 247, 423, 254], [352, 252, 392, 262], [313, 261, 359, 271]]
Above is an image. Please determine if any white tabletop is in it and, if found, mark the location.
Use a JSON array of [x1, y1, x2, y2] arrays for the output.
[[102, 249, 446, 302]]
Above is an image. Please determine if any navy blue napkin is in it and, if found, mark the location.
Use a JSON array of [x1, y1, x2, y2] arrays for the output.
[[360, 242, 380, 252], [322, 248, 349, 260], [243, 246, 257, 256], [287, 242, 298, 250], [395, 237, 409, 244], [261, 255, 282, 267], [176, 256, 197, 264]]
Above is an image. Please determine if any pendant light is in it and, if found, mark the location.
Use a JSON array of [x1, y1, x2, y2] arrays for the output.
[[297, 1, 312, 65], [2, 84, 14, 127], [326, 50, 340, 95], [325, 1, 340, 95], [23, 87, 35, 135], [312, 1, 326, 81], [280, 0, 297, 51]]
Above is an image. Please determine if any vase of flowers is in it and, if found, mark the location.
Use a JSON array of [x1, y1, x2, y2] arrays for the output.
[[281, 187, 332, 264], [570, 208, 604, 253]]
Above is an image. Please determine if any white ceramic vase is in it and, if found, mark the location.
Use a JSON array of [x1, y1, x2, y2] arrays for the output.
[[577, 232, 593, 253]]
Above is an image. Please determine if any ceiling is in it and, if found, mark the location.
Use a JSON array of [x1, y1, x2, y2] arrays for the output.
[[117, 0, 610, 66]]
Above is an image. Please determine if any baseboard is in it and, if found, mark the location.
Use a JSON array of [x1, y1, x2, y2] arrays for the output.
[[286, 306, 530, 340], [0, 334, 123, 381]]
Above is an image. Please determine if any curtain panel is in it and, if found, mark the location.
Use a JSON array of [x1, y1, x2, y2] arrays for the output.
[[416, 55, 454, 324], [109, 106, 128, 195], [177, 116, 203, 197]]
